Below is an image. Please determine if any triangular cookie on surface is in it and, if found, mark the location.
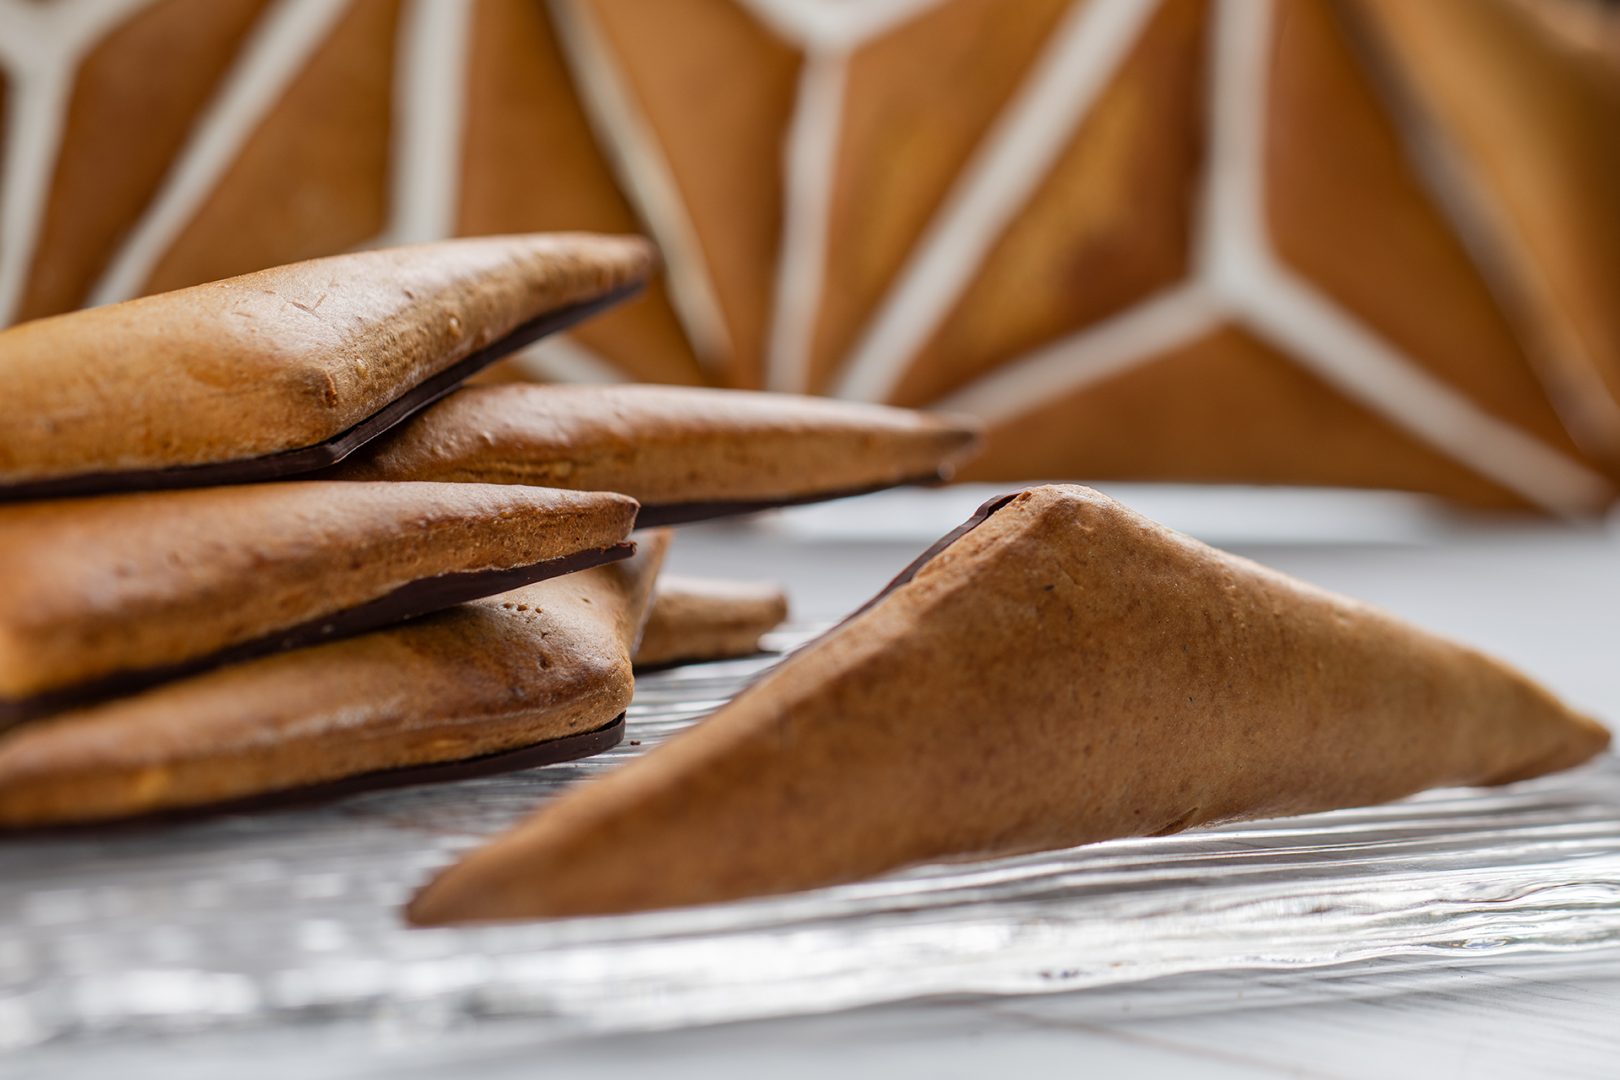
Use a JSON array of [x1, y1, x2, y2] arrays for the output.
[[0, 533, 668, 828], [409, 485, 1608, 923], [332, 384, 980, 525]]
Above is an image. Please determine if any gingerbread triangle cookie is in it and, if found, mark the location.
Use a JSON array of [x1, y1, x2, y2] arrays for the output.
[[332, 383, 980, 525], [0, 533, 669, 827], [0, 481, 637, 726], [409, 485, 1608, 922], [0, 233, 652, 498]]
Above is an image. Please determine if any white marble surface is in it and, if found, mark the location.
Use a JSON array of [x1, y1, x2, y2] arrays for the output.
[[12, 484, 1620, 1078], [15, 968, 1620, 1080]]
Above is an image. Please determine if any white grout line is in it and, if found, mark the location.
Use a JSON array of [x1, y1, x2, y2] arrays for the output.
[[1424, 143, 1620, 464], [933, 282, 1222, 424], [1336, 2, 1620, 465], [1195, 0, 1268, 297], [377, 0, 472, 245], [829, 0, 1161, 402], [735, 0, 947, 52], [1209, 0, 1611, 514], [0, 0, 150, 324], [763, 47, 846, 392], [927, 0, 1223, 433], [86, 0, 350, 307], [0, 61, 77, 325], [927, 0, 1612, 513], [5, 0, 1605, 513], [549, 0, 733, 373], [1238, 266, 1614, 515]]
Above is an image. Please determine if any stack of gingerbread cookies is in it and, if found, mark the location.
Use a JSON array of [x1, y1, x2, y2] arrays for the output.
[[0, 232, 978, 825], [0, 233, 1607, 924]]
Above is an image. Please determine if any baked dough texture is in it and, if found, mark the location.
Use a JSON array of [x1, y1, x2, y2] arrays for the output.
[[633, 575, 788, 667], [409, 485, 1610, 923], [332, 384, 981, 511], [0, 532, 669, 827], [0, 233, 652, 488], [0, 480, 637, 706]]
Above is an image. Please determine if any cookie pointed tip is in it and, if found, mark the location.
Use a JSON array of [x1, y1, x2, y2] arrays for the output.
[[553, 231, 659, 281], [1569, 710, 1612, 759], [595, 487, 644, 516], [907, 410, 984, 478], [403, 879, 457, 928], [404, 857, 559, 927], [586, 231, 659, 275], [452, 231, 659, 301], [935, 410, 986, 449]]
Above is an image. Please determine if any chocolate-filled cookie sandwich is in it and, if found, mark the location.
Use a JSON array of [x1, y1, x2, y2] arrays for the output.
[[331, 384, 981, 525], [0, 234, 652, 499], [0, 534, 669, 828], [409, 485, 1609, 923], [0, 481, 637, 726]]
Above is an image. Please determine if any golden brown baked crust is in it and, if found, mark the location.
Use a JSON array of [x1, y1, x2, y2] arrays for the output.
[[0, 480, 637, 702], [0, 233, 653, 487], [409, 485, 1610, 923], [633, 574, 788, 667], [0, 532, 668, 827], [331, 384, 981, 507]]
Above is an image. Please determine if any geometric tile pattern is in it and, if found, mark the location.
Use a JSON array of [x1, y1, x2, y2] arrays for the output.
[[2, 0, 1616, 510]]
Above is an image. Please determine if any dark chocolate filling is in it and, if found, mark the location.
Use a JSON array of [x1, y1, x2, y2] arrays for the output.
[[2, 714, 627, 835], [0, 542, 636, 730], [0, 283, 643, 502], [843, 490, 1023, 624], [655, 492, 1024, 720], [634, 469, 953, 528]]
